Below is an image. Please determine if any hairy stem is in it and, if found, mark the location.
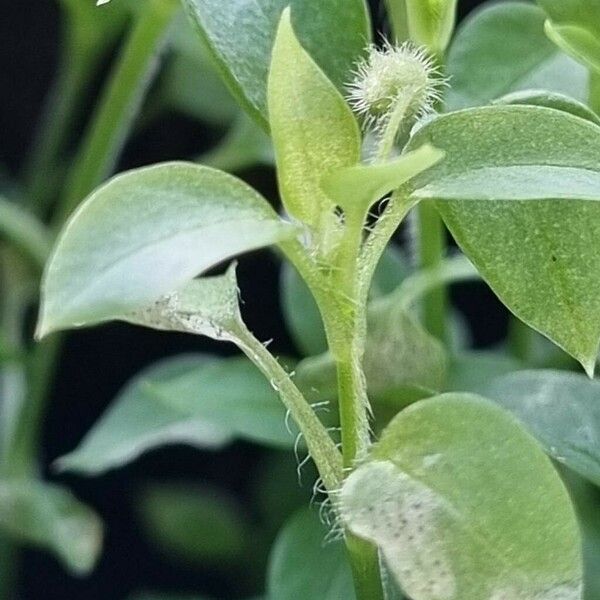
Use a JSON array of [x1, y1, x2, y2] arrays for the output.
[[235, 327, 343, 492], [54, 0, 178, 227]]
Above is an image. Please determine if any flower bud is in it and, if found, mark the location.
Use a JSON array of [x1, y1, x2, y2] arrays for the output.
[[347, 41, 445, 136]]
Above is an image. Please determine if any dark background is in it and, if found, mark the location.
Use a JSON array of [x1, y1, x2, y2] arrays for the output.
[[1, 0, 502, 598]]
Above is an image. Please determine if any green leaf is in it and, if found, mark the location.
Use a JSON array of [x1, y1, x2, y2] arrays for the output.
[[297, 299, 447, 404], [561, 470, 600, 600], [183, 0, 370, 127], [37, 162, 296, 337], [493, 90, 600, 126], [138, 482, 250, 566], [199, 114, 274, 172], [445, 351, 523, 393], [538, 0, 600, 73], [340, 394, 582, 599], [0, 197, 51, 269], [281, 246, 409, 357], [481, 370, 600, 487], [267, 509, 355, 600], [408, 105, 600, 375], [150, 14, 238, 126], [268, 9, 361, 231], [404, 0, 457, 55], [280, 262, 328, 357], [446, 1, 588, 110], [321, 145, 444, 221], [56, 354, 292, 475], [0, 480, 102, 575]]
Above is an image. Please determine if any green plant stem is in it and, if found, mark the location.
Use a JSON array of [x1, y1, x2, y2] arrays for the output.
[[235, 327, 343, 492], [4, 336, 62, 479], [23, 43, 98, 216], [54, 0, 178, 228], [346, 534, 385, 600], [416, 201, 447, 340], [331, 209, 372, 468]]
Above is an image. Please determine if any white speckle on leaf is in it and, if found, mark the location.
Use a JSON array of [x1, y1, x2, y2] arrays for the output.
[[340, 460, 456, 600]]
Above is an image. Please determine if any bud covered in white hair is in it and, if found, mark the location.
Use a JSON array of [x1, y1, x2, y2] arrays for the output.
[[347, 42, 445, 157]]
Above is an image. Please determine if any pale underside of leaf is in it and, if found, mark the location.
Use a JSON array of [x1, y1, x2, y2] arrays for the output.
[[341, 394, 582, 600], [37, 162, 296, 337]]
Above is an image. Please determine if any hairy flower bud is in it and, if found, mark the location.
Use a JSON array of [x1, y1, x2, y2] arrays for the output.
[[347, 41, 445, 139]]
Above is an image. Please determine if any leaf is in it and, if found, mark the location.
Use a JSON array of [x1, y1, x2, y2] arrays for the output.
[[267, 509, 356, 600], [56, 354, 293, 475], [445, 351, 523, 393], [340, 394, 582, 599], [280, 262, 329, 357], [150, 14, 238, 126], [296, 299, 447, 404], [321, 145, 444, 220], [408, 105, 600, 375], [268, 9, 361, 231], [199, 114, 274, 172], [561, 470, 600, 600], [493, 90, 600, 126], [0, 480, 102, 575], [37, 162, 296, 337], [138, 482, 250, 566], [281, 245, 409, 357], [183, 0, 370, 127], [404, 0, 457, 55], [538, 0, 600, 73], [481, 370, 600, 488], [446, 1, 588, 110], [0, 197, 51, 269]]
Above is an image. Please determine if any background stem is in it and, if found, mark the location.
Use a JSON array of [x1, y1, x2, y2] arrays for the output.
[[345, 534, 385, 600], [54, 0, 178, 227], [416, 201, 447, 340], [23, 44, 97, 216]]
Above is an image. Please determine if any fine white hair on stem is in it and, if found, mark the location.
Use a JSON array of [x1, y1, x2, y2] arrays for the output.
[[347, 40, 447, 136]]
